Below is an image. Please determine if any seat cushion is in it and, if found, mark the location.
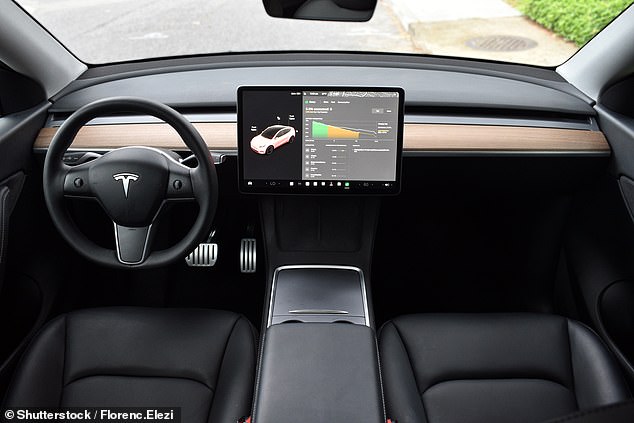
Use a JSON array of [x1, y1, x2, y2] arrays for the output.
[[3, 307, 257, 423], [378, 313, 630, 423]]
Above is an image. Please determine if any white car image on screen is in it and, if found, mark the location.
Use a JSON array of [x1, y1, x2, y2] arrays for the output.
[[250, 125, 296, 155]]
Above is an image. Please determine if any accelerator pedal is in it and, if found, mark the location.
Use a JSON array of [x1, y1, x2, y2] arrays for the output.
[[240, 238, 257, 273]]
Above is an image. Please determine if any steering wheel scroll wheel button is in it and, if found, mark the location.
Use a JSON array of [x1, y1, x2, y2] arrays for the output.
[[63, 168, 91, 196], [167, 166, 194, 199]]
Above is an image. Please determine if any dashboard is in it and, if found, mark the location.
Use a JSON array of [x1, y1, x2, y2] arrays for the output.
[[31, 55, 610, 165]]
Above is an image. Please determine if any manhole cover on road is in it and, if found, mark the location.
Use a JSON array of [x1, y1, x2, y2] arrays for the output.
[[466, 35, 537, 52]]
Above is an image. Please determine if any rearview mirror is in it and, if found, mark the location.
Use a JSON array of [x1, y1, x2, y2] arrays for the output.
[[263, 0, 377, 22]]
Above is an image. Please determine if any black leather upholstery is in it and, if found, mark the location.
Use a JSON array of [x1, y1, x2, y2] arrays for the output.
[[3, 307, 257, 422], [253, 323, 384, 423], [378, 313, 630, 423]]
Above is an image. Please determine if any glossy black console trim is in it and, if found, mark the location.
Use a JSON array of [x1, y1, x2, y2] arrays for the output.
[[268, 265, 370, 327]]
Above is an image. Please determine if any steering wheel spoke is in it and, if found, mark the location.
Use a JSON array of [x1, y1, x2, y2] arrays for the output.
[[114, 223, 155, 265]]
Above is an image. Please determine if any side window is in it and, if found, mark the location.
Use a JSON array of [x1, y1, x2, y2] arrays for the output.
[[276, 128, 290, 138]]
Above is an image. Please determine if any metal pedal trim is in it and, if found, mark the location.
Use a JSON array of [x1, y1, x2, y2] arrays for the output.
[[240, 238, 257, 273], [185, 243, 218, 267]]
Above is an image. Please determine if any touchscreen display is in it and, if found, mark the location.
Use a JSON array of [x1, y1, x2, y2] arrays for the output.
[[238, 87, 403, 194]]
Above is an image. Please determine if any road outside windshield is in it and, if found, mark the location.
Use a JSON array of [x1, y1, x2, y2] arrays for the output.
[[15, 0, 633, 66]]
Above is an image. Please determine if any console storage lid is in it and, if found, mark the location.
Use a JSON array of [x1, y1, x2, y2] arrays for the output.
[[253, 322, 385, 423]]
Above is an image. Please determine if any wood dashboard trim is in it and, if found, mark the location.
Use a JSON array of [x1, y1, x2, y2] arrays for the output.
[[33, 122, 610, 152]]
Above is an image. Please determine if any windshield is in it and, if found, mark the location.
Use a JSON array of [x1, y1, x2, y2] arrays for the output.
[[15, 0, 633, 66]]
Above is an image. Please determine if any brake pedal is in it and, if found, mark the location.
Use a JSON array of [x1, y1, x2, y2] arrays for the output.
[[186, 231, 218, 267], [240, 238, 257, 273], [185, 243, 218, 267]]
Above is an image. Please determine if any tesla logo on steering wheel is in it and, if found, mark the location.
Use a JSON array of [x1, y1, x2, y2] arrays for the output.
[[113, 173, 139, 198]]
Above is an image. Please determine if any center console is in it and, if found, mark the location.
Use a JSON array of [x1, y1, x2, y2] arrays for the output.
[[255, 266, 383, 423], [237, 86, 404, 423], [254, 264, 384, 423]]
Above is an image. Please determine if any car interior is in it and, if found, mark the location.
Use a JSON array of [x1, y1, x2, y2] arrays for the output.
[[1, 0, 634, 422]]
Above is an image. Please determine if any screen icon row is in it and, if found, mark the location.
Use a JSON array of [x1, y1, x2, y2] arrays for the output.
[[301, 181, 349, 187], [246, 181, 350, 188]]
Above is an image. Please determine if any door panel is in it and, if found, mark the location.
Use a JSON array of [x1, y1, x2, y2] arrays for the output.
[[0, 172, 26, 279], [0, 69, 49, 397], [0, 104, 48, 288], [565, 103, 634, 384]]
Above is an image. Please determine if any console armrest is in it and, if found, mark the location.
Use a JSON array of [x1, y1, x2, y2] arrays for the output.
[[253, 323, 384, 423]]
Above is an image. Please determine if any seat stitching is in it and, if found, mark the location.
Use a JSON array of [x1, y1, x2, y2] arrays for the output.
[[251, 321, 268, 421], [373, 335, 387, 422], [60, 315, 68, 406], [63, 373, 214, 392], [390, 322, 422, 394], [245, 316, 259, 418], [246, 317, 259, 418], [206, 314, 242, 423], [0, 187, 9, 262], [390, 321, 429, 423], [566, 319, 580, 410], [419, 377, 575, 398]]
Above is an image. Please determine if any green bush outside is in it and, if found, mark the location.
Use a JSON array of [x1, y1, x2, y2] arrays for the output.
[[515, 0, 633, 46]]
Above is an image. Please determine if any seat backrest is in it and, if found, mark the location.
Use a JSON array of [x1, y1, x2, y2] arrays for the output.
[[378, 313, 631, 423], [3, 307, 257, 423]]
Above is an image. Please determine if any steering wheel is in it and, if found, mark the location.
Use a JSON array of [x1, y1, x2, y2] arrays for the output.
[[43, 97, 218, 269]]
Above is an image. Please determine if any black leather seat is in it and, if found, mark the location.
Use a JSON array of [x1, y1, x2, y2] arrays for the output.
[[378, 313, 631, 423], [3, 307, 257, 422]]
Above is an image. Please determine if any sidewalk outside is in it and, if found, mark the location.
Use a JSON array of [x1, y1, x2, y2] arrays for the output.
[[385, 0, 577, 66]]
